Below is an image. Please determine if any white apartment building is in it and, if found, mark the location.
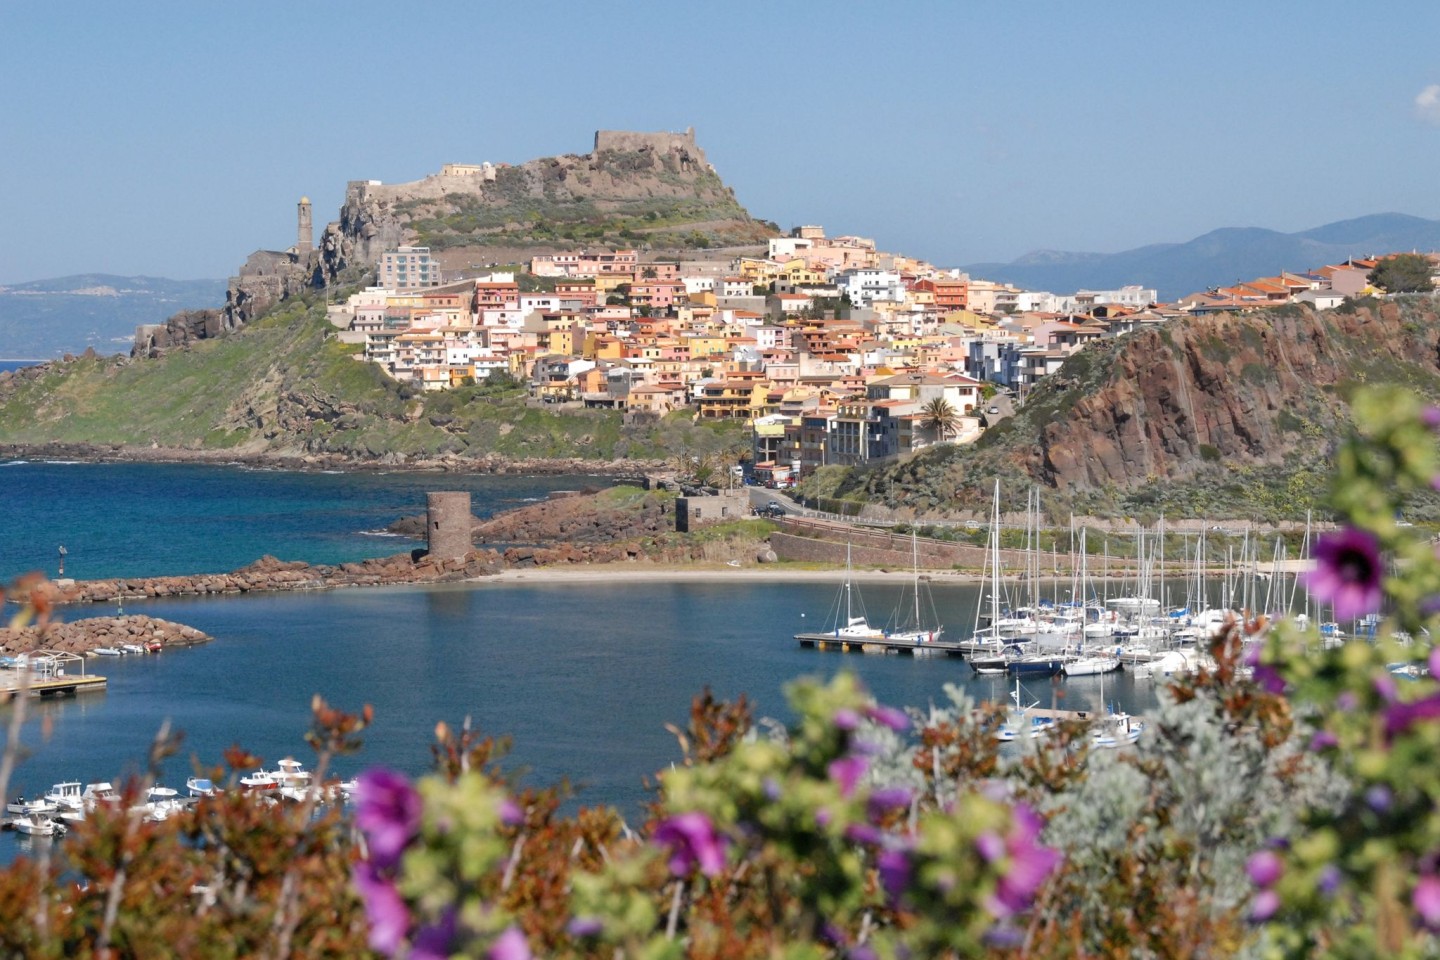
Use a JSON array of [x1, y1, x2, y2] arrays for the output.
[[377, 247, 443, 289], [838, 269, 905, 308]]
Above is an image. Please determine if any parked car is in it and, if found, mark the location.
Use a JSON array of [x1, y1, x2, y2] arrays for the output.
[[987, 406, 1000, 415]]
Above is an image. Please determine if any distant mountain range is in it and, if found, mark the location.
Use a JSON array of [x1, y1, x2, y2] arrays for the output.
[[963, 213, 1440, 302], [0, 275, 226, 359]]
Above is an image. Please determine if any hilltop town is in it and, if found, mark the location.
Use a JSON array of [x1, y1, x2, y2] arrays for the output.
[[318, 200, 1434, 488]]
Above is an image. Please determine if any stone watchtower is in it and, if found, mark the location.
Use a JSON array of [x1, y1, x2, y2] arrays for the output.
[[426, 492, 472, 560], [297, 196, 313, 256]]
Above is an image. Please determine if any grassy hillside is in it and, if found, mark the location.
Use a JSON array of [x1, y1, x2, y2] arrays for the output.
[[0, 293, 747, 463]]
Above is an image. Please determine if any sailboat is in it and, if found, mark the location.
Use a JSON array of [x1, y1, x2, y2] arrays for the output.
[[995, 675, 1057, 741], [886, 531, 944, 653], [1089, 663, 1143, 748], [795, 542, 887, 649]]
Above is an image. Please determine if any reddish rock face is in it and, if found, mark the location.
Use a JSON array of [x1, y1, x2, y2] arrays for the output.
[[1023, 301, 1440, 491]]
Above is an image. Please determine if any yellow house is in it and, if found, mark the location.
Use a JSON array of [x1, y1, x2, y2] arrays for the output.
[[775, 261, 829, 286], [538, 327, 576, 355], [594, 274, 631, 297], [685, 334, 730, 358], [737, 257, 781, 282], [586, 334, 627, 360]]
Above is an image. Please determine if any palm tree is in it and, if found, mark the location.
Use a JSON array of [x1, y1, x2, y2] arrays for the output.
[[920, 397, 960, 443]]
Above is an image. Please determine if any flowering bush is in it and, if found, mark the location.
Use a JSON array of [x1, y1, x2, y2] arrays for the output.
[[12, 382, 1440, 956]]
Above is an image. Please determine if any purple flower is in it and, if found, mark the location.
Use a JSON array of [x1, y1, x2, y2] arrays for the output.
[[1247, 850, 1284, 888], [1384, 692, 1440, 739], [763, 777, 782, 801], [1249, 889, 1281, 923], [498, 797, 525, 827], [1253, 663, 1287, 695], [867, 787, 913, 822], [975, 832, 1005, 863], [1302, 528, 1384, 622], [653, 811, 727, 877], [411, 907, 458, 960], [1308, 729, 1339, 751], [866, 704, 910, 733], [566, 916, 604, 938], [982, 925, 1026, 948], [488, 926, 531, 960], [352, 862, 411, 957], [877, 847, 911, 904], [1423, 406, 1440, 431], [1365, 785, 1393, 813], [833, 707, 860, 731], [828, 755, 869, 798], [1416, 875, 1440, 930], [985, 804, 1062, 919], [1337, 690, 1358, 711], [845, 822, 882, 845], [848, 946, 879, 960], [1430, 646, 1440, 678], [355, 767, 423, 872], [1375, 673, 1399, 703], [1318, 864, 1342, 897]]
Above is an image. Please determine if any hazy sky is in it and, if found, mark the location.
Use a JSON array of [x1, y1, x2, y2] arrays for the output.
[[5, 1, 1440, 282]]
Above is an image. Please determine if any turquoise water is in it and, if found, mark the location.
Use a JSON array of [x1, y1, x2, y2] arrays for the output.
[[0, 462, 1166, 860], [0, 461, 604, 580]]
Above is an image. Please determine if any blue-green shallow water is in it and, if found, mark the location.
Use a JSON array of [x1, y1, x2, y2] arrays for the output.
[[2, 581, 1161, 817], [0, 461, 604, 580]]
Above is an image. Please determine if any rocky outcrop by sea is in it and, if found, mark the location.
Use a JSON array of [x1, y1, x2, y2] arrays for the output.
[[0, 614, 210, 656]]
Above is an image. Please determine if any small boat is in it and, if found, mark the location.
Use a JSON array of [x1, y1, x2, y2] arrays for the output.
[[239, 770, 278, 795], [6, 797, 57, 817], [12, 814, 64, 837], [92, 647, 121, 657], [1063, 654, 1122, 677], [141, 785, 183, 821], [186, 777, 218, 798], [44, 782, 83, 810], [1091, 714, 1144, 749], [121, 644, 146, 655], [145, 641, 162, 653]]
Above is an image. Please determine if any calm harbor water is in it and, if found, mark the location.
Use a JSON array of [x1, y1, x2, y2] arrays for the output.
[[0, 460, 1168, 859]]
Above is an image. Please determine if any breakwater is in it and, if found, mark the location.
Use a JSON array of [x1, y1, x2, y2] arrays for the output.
[[39, 551, 506, 607], [0, 614, 210, 656]]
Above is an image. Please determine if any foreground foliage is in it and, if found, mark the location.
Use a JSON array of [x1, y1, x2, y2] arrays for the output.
[[7, 383, 1440, 956]]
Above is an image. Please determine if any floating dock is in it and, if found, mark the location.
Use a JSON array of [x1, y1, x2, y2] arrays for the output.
[[795, 633, 968, 657], [0, 672, 107, 700]]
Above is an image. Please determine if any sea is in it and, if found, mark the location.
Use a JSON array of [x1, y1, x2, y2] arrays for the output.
[[0, 454, 1168, 858]]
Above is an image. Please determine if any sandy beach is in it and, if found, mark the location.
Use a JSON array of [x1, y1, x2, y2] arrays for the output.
[[479, 564, 987, 586]]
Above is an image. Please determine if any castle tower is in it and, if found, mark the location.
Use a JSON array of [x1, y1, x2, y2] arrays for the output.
[[426, 492, 473, 561], [297, 196, 313, 256]]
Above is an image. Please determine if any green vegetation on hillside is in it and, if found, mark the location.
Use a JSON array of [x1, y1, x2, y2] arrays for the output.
[[0, 294, 748, 463]]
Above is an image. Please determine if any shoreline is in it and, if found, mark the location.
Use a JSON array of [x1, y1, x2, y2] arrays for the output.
[[0, 441, 658, 478]]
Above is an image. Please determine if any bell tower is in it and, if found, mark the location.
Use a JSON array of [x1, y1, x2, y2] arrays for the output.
[[296, 196, 313, 256]]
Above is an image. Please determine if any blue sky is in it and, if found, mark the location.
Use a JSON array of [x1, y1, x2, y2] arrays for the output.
[[5, 1, 1440, 282]]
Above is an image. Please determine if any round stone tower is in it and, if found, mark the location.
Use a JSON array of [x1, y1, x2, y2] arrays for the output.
[[426, 492, 472, 560], [297, 196, 313, 256]]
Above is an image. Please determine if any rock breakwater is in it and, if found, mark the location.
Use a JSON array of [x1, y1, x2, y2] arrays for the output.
[[43, 551, 506, 607], [0, 614, 210, 656]]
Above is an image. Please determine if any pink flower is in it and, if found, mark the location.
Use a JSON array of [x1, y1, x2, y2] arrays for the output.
[[355, 767, 423, 871], [1302, 528, 1383, 622], [833, 707, 860, 730], [488, 926, 532, 960], [352, 862, 411, 957], [985, 804, 1062, 919], [865, 704, 910, 732], [654, 811, 727, 877], [1249, 888, 1281, 923], [498, 797, 525, 827], [1416, 875, 1440, 930], [1246, 850, 1284, 888], [828, 755, 869, 798]]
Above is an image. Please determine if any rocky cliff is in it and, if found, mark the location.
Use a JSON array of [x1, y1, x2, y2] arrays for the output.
[[321, 127, 774, 276], [134, 128, 771, 358], [833, 297, 1440, 519]]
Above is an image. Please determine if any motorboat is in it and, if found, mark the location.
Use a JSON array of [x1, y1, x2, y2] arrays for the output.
[[92, 647, 122, 657], [186, 777, 218, 798], [121, 644, 146, 655], [6, 796, 57, 817], [239, 770, 278, 795], [12, 814, 64, 837]]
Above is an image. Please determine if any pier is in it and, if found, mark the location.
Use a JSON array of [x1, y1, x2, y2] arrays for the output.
[[0, 651, 106, 700], [795, 632, 968, 657]]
